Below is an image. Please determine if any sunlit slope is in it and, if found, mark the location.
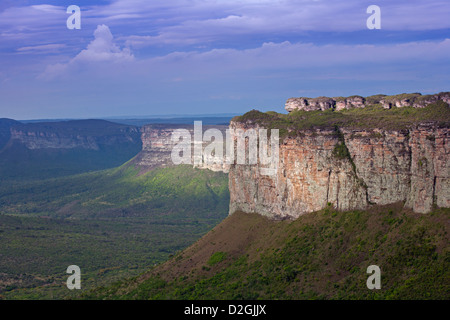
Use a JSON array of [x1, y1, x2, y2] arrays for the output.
[[0, 163, 229, 219]]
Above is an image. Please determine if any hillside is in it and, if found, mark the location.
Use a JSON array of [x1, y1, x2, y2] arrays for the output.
[[84, 204, 449, 300]]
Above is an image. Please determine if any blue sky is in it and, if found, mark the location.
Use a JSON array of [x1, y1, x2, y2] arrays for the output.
[[0, 0, 449, 119]]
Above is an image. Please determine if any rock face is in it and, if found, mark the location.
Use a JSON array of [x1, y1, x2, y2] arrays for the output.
[[286, 92, 450, 112], [285, 97, 335, 112], [133, 124, 190, 170], [228, 121, 449, 219], [133, 124, 230, 173], [335, 96, 366, 111], [8, 120, 141, 150]]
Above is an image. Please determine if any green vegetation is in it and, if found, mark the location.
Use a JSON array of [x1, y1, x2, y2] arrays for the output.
[[232, 101, 450, 138], [207, 252, 227, 266], [0, 163, 229, 219], [381, 93, 421, 103], [85, 205, 449, 300], [332, 142, 351, 160], [0, 164, 229, 299], [365, 94, 387, 105]]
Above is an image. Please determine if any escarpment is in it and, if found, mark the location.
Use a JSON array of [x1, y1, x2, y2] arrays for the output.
[[285, 92, 450, 112], [229, 96, 450, 219], [8, 120, 141, 150], [133, 123, 230, 173]]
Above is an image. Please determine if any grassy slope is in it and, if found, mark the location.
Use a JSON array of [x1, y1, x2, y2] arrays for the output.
[[0, 164, 229, 299], [85, 204, 449, 300]]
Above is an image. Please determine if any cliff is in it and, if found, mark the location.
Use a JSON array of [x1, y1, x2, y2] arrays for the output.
[[285, 92, 450, 112], [132, 123, 230, 173], [229, 99, 450, 219], [0, 119, 143, 180], [7, 119, 141, 150]]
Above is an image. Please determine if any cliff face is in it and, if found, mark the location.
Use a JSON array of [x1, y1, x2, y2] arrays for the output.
[[133, 124, 230, 173], [0, 119, 144, 180], [133, 124, 187, 170], [285, 92, 450, 112], [8, 120, 141, 150], [228, 122, 449, 219], [11, 129, 100, 150]]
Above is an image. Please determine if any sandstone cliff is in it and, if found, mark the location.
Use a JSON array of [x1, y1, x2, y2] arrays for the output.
[[285, 92, 450, 112], [8, 120, 141, 150], [229, 101, 450, 219], [133, 123, 230, 173]]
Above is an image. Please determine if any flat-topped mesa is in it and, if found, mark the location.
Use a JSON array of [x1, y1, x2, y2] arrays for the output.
[[132, 124, 230, 173], [285, 92, 450, 112], [230, 95, 450, 219]]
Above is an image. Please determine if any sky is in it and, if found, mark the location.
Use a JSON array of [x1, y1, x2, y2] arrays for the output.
[[0, 0, 449, 120]]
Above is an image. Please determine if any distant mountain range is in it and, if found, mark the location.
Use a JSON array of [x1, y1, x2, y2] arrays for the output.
[[0, 118, 142, 180], [19, 114, 237, 127]]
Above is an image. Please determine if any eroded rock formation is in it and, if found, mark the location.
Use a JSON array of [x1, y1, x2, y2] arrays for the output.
[[285, 92, 450, 112]]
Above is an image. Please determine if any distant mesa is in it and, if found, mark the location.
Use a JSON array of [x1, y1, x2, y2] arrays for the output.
[[285, 92, 450, 112]]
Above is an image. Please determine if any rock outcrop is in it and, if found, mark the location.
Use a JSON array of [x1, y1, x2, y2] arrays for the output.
[[285, 96, 336, 112], [286, 92, 450, 112], [228, 121, 449, 219]]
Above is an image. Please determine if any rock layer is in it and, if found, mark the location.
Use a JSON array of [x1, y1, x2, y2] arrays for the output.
[[133, 124, 230, 173], [8, 120, 141, 150], [228, 121, 449, 219], [286, 92, 450, 112]]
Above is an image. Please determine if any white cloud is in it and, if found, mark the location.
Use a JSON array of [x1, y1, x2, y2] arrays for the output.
[[111, 0, 450, 49], [17, 43, 66, 54], [39, 24, 450, 83], [40, 25, 134, 80], [73, 25, 133, 63], [139, 38, 450, 74], [0, 4, 65, 32]]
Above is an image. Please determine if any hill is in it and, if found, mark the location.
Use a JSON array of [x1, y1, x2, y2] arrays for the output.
[[84, 204, 449, 300]]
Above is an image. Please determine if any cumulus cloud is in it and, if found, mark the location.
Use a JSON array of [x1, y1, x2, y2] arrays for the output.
[[73, 25, 133, 63], [39, 24, 133, 80], [39, 24, 450, 83]]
